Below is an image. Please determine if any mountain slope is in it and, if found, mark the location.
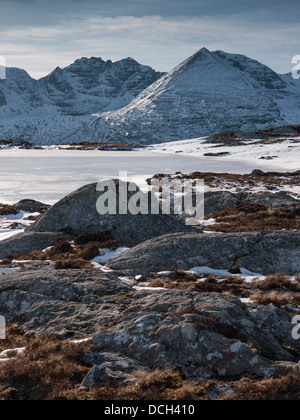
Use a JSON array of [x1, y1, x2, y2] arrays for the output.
[[0, 57, 163, 143], [91, 48, 299, 144], [0, 49, 299, 144]]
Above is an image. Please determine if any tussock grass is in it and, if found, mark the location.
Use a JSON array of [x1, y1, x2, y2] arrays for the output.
[[14, 235, 121, 270], [0, 334, 91, 400], [223, 372, 300, 400], [0, 204, 18, 216], [209, 204, 300, 232]]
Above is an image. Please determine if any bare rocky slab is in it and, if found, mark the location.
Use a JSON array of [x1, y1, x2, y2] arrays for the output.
[[0, 269, 298, 387], [107, 231, 300, 276]]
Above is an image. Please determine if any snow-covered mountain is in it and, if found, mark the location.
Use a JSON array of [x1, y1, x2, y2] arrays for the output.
[[93, 48, 300, 144], [0, 48, 299, 144], [0, 57, 164, 142]]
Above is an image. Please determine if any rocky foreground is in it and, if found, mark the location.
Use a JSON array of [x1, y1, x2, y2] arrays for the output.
[[0, 179, 299, 400]]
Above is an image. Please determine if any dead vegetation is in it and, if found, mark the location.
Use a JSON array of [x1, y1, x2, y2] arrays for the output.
[[148, 273, 300, 314], [253, 274, 300, 292], [207, 204, 300, 232], [149, 274, 252, 298], [0, 323, 31, 353], [62, 142, 144, 151], [11, 234, 120, 270], [0, 324, 298, 400], [223, 371, 300, 400], [0, 334, 91, 400], [251, 291, 299, 309], [0, 204, 19, 216], [148, 170, 300, 195]]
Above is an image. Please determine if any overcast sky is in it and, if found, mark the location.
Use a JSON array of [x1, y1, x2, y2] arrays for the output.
[[0, 0, 299, 78]]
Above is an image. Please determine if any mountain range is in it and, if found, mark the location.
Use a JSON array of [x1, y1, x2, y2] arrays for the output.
[[0, 48, 299, 144]]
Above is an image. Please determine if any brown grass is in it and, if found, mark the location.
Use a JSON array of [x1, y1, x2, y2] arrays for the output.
[[252, 291, 291, 308], [0, 334, 91, 400], [208, 204, 300, 232], [0, 323, 32, 353], [54, 258, 92, 270], [59, 368, 212, 401], [149, 275, 251, 298], [74, 231, 114, 245], [251, 291, 300, 313], [0, 204, 18, 216], [15, 235, 120, 269], [253, 274, 300, 292], [223, 371, 300, 400]]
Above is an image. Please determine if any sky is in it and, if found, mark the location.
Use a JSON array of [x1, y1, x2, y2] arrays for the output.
[[0, 0, 299, 79]]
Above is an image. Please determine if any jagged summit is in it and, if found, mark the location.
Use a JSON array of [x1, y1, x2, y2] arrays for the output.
[[0, 49, 299, 144], [0, 56, 164, 123]]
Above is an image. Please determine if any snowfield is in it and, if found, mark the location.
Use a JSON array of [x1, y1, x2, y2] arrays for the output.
[[146, 136, 300, 171]]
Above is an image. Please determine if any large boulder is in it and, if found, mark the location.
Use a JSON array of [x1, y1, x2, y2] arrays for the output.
[[107, 231, 300, 276], [28, 181, 194, 246]]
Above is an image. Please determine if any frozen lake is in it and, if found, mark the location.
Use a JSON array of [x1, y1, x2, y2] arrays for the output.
[[0, 148, 289, 204]]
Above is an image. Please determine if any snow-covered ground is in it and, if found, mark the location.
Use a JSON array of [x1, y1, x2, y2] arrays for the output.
[[0, 148, 282, 205], [0, 210, 40, 242], [146, 136, 300, 171]]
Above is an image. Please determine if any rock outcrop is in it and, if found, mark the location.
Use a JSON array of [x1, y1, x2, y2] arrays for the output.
[[0, 270, 298, 386], [28, 181, 194, 246], [170, 190, 300, 220], [107, 231, 300, 276], [15, 199, 48, 213], [0, 270, 134, 337], [89, 290, 299, 384]]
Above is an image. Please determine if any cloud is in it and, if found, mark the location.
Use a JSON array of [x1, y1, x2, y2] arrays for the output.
[[0, 13, 298, 78]]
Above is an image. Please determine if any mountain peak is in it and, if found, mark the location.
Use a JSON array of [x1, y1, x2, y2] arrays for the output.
[[178, 47, 216, 70], [189, 47, 213, 60]]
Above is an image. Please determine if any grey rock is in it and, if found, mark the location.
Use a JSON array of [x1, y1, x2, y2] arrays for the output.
[[28, 181, 194, 246], [204, 191, 241, 216], [81, 353, 143, 388], [107, 231, 300, 276], [241, 192, 300, 209], [15, 199, 48, 213], [203, 191, 300, 217], [0, 269, 298, 384], [251, 169, 266, 177], [0, 270, 134, 337], [91, 290, 299, 382], [0, 232, 66, 259]]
